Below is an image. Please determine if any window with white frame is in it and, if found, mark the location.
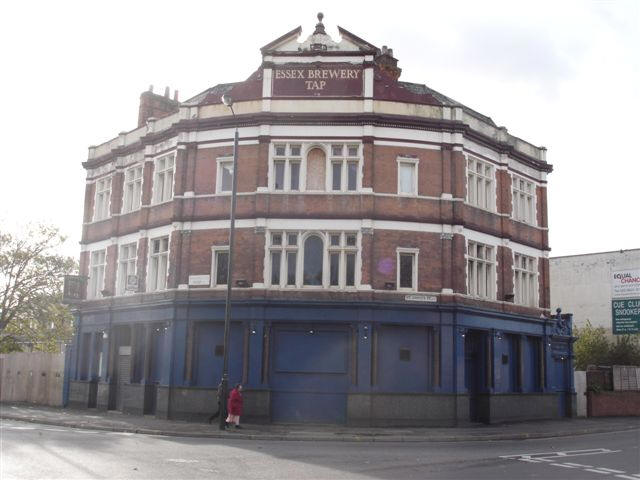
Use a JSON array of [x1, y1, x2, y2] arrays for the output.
[[514, 253, 537, 307], [467, 241, 495, 299], [330, 144, 360, 192], [122, 166, 143, 213], [267, 231, 359, 289], [148, 237, 169, 291], [397, 157, 418, 196], [272, 144, 302, 191], [88, 250, 106, 299], [116, 243, 137, 295], [511, 174, 536, 225], [93, 177, 112, 221], [211, 247, 229, 286], [328, 232, 358, 287], [152, 153, 174, 204], [396, 248, 418, 291], [217, 157, 234, 193], [268, 232, 298, 287], [466, 156, 495, 211], [270, 143, 362, 192], [303, 235, 324, 285]]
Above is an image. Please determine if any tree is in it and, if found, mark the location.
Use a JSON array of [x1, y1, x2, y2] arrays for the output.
[[608, 335, 640, 366], [0, 224, 77, 352], [573, 321, 610, 370], [573, 320, 640, 370]]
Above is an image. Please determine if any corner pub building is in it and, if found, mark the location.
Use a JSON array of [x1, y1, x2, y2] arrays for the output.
[[67, 14, 575, 425]]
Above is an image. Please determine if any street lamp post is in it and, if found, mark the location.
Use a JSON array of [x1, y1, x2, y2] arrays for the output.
[[219, 93, 239, 430]]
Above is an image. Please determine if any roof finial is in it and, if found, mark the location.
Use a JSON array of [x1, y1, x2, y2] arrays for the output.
[[314, 12, 326, 35]]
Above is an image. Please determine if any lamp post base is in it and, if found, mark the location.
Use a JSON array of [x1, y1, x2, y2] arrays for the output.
[[218, 376, 228, 430]]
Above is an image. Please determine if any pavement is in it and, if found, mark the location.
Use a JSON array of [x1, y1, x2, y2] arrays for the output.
[[1, 402, 638, 443]]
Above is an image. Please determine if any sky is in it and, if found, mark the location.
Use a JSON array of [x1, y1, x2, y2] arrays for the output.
[[1, 0, 638, 259]]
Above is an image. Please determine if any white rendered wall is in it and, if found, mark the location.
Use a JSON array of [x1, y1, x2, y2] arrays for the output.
[[550, 249, 640, 331]]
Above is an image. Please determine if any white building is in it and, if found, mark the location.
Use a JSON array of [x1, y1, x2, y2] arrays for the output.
[[550, 249, 640, 332]]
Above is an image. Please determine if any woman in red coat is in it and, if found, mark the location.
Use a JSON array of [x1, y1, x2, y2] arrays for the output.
[[225, 383, 244, 429]]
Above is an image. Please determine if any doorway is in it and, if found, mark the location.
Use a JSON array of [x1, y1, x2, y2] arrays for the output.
[[270, 324, 350, 424], [464, 330, 489, 422]]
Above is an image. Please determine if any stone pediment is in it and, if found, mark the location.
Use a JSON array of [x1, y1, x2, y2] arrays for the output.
[[261, 13, 378, 55]]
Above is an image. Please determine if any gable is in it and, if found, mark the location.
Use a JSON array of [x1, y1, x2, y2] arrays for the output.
[[261, 14, 378, 55]]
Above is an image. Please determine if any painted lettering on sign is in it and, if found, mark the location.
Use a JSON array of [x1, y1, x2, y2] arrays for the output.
[[272, 65, 363, 97], [612, 298, 640, 334], [612, 268, 640, 298]]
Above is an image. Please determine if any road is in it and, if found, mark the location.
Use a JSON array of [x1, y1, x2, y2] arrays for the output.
[[1, 419, 639, 479]]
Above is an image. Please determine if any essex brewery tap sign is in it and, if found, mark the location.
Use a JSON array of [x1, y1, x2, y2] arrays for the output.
[[272, 63, 363, 97], [611, 269, 640, 334]]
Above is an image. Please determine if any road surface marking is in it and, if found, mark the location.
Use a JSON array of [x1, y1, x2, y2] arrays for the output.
[[502, 448, 617, 459], [502, 448, 634, 478], [501, 448, 621, 462]]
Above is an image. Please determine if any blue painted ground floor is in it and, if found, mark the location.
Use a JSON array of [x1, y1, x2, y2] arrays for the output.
[[67, 300, 576, 425]]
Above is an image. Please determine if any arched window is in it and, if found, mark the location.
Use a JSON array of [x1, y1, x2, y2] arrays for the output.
[[306, 148, 326, 191], [303, 235, 324, 285]]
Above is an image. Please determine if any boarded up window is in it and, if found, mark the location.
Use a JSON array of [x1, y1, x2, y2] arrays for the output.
[[306, 148, 326, 190]]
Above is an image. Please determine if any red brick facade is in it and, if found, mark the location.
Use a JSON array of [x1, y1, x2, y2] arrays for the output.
[[78, 25, 552, 320], [80, 132, 551, 316]]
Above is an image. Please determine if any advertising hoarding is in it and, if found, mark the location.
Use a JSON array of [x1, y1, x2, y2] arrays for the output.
[[612, 268, 640, 298], [612, 299, 640, 334]]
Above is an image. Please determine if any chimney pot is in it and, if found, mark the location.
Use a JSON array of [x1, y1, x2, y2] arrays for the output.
[[173, 90, 179, 102], [148, 84, 154, 92], [164, 86, 170, 98]]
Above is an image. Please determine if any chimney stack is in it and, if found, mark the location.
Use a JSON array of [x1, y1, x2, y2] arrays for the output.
[[375, 45, 402, 80], [137, 85, 181, 128]]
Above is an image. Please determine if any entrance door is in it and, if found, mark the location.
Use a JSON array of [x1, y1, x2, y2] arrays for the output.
[[144, 327, 164, 415], [464, 330, 487, 422], [270, 325, 350, 424], [115, 346, 131, 411]]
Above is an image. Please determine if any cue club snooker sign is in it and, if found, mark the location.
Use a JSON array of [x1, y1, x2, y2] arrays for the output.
[[272, 64, 363, 97], [611, 269, 640, 334]]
